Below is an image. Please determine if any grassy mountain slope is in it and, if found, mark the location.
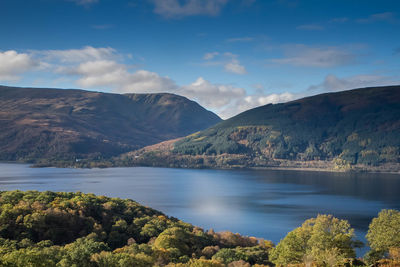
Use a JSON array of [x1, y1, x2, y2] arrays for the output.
[[123, 86, 400, 171], [0, 85, 221, 162]]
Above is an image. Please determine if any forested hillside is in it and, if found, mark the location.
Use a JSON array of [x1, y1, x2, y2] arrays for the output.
[[0, 190, 399, 266], [0, 86, 221, 163], [122, 86, 400, 171]]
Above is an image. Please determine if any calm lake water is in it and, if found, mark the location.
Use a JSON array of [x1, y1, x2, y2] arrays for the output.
[[0, 163, 399, 254]]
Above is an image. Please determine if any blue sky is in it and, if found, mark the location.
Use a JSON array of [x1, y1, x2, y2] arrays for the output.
[[1, 0, 399, 118]]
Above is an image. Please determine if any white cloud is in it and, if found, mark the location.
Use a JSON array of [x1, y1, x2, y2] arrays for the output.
[[357, 12, 396, 24], [179, 77, 246, 109], [307, 74, 400, 93], [38, 46, 117, 63], [0, 50, 38, 81], [216, 91, 296, 119], [73, 60, 129, 88], [224, 58, 247, 74], [75, 60, 123, 76], [117, 70, 179, 94], [296, 24, 324, 31], [58, 59, 177, 93], [253, 92, 295, 104], [270, 44, 356, 67], [203, 52, 219, 60], [203, 52, 247, 75], [151, 0, 229, 18], [233, 92, 295, 117]]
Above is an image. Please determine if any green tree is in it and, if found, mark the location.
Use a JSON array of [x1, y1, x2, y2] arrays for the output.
[[154, 227, 192, 260], [0, 246, 62, 267], [270, 214, 358, 266], [212, 246, 269, 265], [58, 237, 109, 267], [91, 251, 154, 267], [171, 258, 225, 267], [366, 209, 400, 255]]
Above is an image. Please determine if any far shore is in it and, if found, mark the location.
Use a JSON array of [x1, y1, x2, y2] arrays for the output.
[[2, 160, 399, 175], [247, 165, 400, 175]]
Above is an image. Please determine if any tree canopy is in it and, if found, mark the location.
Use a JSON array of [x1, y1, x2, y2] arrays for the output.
[[366, 209, 400, 253], [0, 190, 270, 266], [269, 214, 359, 266], [0, 190, 398, 266]]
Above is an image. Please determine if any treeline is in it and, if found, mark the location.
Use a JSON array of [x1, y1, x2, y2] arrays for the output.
[[172, 125, 400, 169], [0, 190, 399, 266], [169, 86, 400, 170]]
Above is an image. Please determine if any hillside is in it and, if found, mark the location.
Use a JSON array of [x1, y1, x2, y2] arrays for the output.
[[120, 86, 400, 171], [0, 190, 273, 266], [0, 190, 397, 266], [0, 86, 221, 163]]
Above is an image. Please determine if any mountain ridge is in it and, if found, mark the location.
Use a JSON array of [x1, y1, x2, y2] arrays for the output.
[[0, 85, 221, 163], [117, 85, 400, 172]]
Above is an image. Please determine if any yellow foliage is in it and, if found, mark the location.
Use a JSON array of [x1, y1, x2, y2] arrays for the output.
[[158, 215, 168, 221]]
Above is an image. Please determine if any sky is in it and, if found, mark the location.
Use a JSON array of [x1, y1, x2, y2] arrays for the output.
[[1, 0, 400, 118]]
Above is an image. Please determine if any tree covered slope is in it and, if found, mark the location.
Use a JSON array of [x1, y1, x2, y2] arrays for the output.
[[0, 190, 273, 266], [0, 190, 398, 266], [125, 86, 400, 171], [0, 86, 221, 162]]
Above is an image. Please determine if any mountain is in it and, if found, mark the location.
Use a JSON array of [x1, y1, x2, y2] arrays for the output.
[[0, 85, 221, 163], [122, 86, 400, 172]]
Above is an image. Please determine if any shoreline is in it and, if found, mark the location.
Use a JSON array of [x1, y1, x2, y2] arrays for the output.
[[1, 160, 399, 175], [246, 165, 400, 175]]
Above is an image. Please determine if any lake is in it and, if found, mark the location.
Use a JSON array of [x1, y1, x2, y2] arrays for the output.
[[0, 163, 399, 254]]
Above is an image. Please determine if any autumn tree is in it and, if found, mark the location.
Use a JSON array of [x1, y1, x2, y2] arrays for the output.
[[269, 214, 359, 266], [366, 209, 400, 262]]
